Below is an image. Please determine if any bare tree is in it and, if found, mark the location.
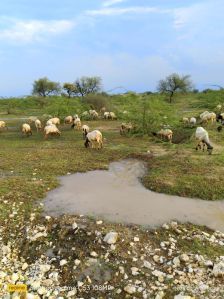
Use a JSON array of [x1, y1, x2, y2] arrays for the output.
[[157, 73, 193, 103]]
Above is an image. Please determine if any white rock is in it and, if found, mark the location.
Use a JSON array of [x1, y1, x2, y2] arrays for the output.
[[155, 291, 165, 299], [143, 261, 152, 269], [22, 263, 28, 270], [60, 259, 67, 266], [173, 257, 180, 267], [134, 237, 139, 242], [124, 285, 136, 294], [67, 289, 77, 297], [131, 267, 139, 276], [103, 232, 118, 244], [74, 259, 81, 266], [90, 251, 98, 257], [11, 273, 19, 282], [96, 220, 103, 225], [213, 261, 224, 277], [72, 222, 78, 230], [180, 254, 190, 263], [40, 264, 51, 273]]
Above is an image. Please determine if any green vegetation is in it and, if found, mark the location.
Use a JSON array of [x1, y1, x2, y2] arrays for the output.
[[1, 90, 224, 202]]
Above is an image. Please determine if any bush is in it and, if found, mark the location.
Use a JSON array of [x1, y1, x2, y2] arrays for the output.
[[83, 93, 111, 111]]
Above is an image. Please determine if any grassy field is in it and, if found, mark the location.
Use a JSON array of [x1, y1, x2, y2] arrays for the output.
[[1, 92, 224, 298]]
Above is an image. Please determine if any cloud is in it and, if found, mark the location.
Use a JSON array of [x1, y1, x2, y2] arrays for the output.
[[0, 18, 75, 43], [86, 6, 168, 16], [103, 0, 127, 7]]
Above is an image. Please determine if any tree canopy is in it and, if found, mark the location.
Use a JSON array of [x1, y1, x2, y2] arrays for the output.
[[75, 76, 102, 97], [32, 77, 61, 97], [157, 73, 193, 103]]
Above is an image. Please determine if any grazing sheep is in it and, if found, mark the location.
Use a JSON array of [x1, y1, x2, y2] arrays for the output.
[[84, 130, 103, 149], [22, 123, 32, 136], [28, 116, 37, 124], [89, 110, 99, 119], [216, 113, 224, 123], [35, 119, 42, 132], [189, 117, 197, 126], [104, 112, 117, 120], [182, 117, 189, 124], [82, 124, 90, 139], [64, 116, 73, 124], [109, 112, 117, 120], [120, 123, 133, 135], [216, 104, 222, 111], [152, 129, 173, 143], [44, 124, 61, 139], [73, 114, 79, 120], [200, 111, 216, 124], [195, 126, 213, 154], [0, 121, 8, 130], [47, 117, 60, 126], [72, 117, 82, 130], [104, 112, 110, 119]]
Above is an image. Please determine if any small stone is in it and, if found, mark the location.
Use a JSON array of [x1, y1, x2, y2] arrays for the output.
[[134, 237, 139, 242], [103, 232, 118, 244], [180, 254, 190, 263], [212, 261, 224, 277], [60, 259, 67, 266], [22, 263, 28, 271], [124, 285, 136, 294], [90, 251, 98, 257]]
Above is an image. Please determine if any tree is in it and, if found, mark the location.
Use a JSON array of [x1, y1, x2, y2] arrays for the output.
[[32, 77, 61, 97], [63, 83, 77, 98], [157, 73, 193, 103], [75, 76, 102, 97]]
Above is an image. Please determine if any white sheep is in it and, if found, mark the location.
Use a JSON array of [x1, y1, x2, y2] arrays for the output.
[[200, 111, 216, 124], [47, 117, 60, 126], [152, 129, 173, 143], [0, 121, 7, 130], [82, 124, 90, 139], [195, 127, 213, 154], [189, 117, 197, 126], [216, 104, 222, 111], [44, 124, 61, 139], [182, 117, 189, 124], [89, 110, 98, 119], [35, 119, 42, 132], [84, 130, 103, 149], [120, 123, 133, 135], [109, 112, 117, 120], [104, 112, 110, 119], [72, 117, 82, 130], [104, 111, 117, 120], [64, 116, 73, 124], [22, 123, 32, 136]]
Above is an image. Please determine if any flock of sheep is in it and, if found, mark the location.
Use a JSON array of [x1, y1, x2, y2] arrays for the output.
[[0, 109, 119, 150], [1, 104, 224, 154]]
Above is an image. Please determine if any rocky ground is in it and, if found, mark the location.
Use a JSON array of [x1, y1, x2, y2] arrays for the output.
[[0, 197, 224, 299]]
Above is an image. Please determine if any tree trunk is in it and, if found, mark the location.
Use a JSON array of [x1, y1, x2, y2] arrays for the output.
[[169, 91, 174, 103]]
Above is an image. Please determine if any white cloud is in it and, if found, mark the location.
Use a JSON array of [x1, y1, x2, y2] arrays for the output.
[[103, 0, 127, 7], [0, 18, 75, 43], [86, 6, 168, 16]]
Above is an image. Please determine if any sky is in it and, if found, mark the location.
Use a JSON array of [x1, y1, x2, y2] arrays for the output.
[[0, 0, 223, 96]]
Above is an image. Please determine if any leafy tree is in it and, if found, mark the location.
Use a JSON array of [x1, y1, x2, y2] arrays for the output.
[[157, 73, 193, 103], [63, 83, 77, 98], [32, 77, 61, 97], [75, 76, 102, 97]]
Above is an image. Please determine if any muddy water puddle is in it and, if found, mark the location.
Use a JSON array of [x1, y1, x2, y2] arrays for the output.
[[44, 159, 224, 231]]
